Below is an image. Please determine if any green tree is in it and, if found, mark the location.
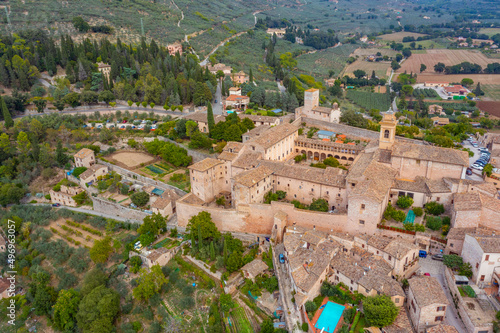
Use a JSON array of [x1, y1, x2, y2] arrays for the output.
[[443, 254, 463, 270], [129, 256, 143, 273], [310, 198, 328, 212], [249, 68, 253, 83], [131, 191, 150, 207], [138, 213, 166, 237], [33, 98, 47, 113], [76, 285, 120, 333], [483, 164, 493, 177], [81, 268, 108, 296], [260, 319, 275, 333], [219, 294, 234, 313], [53, 289, 81, 332], [210, 241, 216, 261], [461, 78, 474, 88], [363, 295, 399, 328], [186, 211, 221, 242], [1, 96, 13, 128], [420, 64, 427, 73], [72, 16, 90, 32], [226, 251, 243, 272], [17, 131, 31, 157], [98, 90, 115, 105], [89, 236, 113, 264], [133, 265, 168, 302]]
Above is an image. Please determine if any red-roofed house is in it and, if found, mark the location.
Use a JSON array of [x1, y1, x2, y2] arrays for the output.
[[224, 95, 250, 110], [444, 85, 468, 96]]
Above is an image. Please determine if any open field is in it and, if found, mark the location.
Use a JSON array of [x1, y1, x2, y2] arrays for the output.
[[413, 73, 500, 85], [481, 84, 500, 101], [401, 38, 452, 50], [479, 28, 500, 37], [397, 49, 499, 74], [109, 151, 156, 169], [377, 32, 428, 42]]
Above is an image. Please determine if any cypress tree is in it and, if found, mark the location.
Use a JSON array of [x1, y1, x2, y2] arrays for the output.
[[249, 68, 253, 83], [223, 237, 228, 264], [207, 102, 215, 134], [1, 96, 13, 128], [198, 224, 202, 251], [210, 241, 216, 261]]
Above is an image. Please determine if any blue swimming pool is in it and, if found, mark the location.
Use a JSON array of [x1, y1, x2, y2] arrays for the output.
[[314, 302, 345, 333]]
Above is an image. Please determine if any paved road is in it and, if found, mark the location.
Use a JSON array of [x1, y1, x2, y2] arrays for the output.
[[13, 104, 188, 120], [418, 257, 467, 333], [273, 243, 301, 333], [213, 81, 223, 115], [33, 203, 142, 223]]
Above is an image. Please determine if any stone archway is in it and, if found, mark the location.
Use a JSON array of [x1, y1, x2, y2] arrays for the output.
[[301, 150, 306, 156], [334, 155, 340, 159], [314, 152, 320, 161], [341, 156, 347, 160], [320, 153, 326, 161], [327, 154, 333, 158], [307, 151, 313, 159], [348, 157, 354, 161]]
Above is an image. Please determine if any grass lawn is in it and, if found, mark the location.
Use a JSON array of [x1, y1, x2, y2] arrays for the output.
[[353, 314, 367, 333], [401, 38, 452, 50], [166, 172, 191, 192], [481, 84, 500, 101], [231, 306, 254, 333]]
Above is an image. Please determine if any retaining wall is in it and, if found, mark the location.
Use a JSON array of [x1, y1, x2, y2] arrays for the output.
[[91, 197, 148, 223], [177, 199, 352, 236]]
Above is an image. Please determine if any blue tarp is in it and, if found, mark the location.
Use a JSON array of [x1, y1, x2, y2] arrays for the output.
[[404, 210, 415, 224], [152, 188, 164, 196], [271, 109, 282, 114]]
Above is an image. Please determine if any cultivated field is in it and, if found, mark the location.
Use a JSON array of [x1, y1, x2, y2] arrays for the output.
[[295, 44, 357, 78], [477, 101, 500, 118], [414, 73, 500, 85], [45, 218, 104, 248], [397, 49, 499, 74], [377, 31, 428, 42], [342, 47, 398, 79], [108, 151, 156, 169], [479, 28, 500, 37]]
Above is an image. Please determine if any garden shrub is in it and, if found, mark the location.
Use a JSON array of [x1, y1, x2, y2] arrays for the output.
[[302, 323, 309, 332], [426, 216, 442, 231], [415, 224, 425, 232], [413, 207, 423, 217], [396, 196, 414, 209], [425, 201, 445, 215]]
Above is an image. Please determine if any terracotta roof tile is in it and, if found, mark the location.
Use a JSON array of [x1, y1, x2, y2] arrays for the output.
[[392, 142, 469, 166], [74, 148, 94, 159], [408, 276, 448, 307], [247, 123, 298, 149], [453, 192, 482, 211], [233, 165, 273, 187], [188, 158, 223, 172]]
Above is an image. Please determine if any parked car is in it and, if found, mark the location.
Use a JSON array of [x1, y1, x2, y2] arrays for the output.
[[424, 273, 431, 276], [466, 168, 472, 175], [471, 164, 483, 171], [279, 254, 285, 263], [419, 250, 427, 258], [479, 148, 489, 153], [432, 254, 444, 261], [122, 120, 127, 123], [51, 203, 61, 207]]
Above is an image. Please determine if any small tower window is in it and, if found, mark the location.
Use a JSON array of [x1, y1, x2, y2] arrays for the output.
[[384, 130, 390, 139]]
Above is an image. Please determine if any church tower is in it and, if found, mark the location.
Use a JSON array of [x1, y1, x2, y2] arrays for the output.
[[304, 88, 319, 111], [379, 113, 397, 150]]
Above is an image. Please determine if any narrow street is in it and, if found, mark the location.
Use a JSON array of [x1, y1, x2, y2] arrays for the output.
[[273, 243, 301, 333], [418, 257, 467, 333], [213, 81, 223, 115]]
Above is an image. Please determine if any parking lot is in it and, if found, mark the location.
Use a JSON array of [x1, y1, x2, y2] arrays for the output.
[[462, 140, 486, 181]]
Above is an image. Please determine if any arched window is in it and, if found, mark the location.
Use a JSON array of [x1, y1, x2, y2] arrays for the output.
[[384, 129, 390, 139]]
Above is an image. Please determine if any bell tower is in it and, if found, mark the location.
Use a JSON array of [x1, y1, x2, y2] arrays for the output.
[[379, 113, 397, 150], [304, 88, 319, 111]]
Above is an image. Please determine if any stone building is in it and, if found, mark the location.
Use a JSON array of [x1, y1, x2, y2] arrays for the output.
[[0, 233, 5, 252], [151, 192, 179, 217], [224, 95, 250, 110], [295, 89, 341, 123], [232, 71, 249, 85], [207, 63, 232, 75], [49, 185, 84, 207], [407, 276, 448, 333], [241, 259, 267, 280], [79, 164, 109, 188], [167, 43, 183, 56], [97, 62, 111, 78], [461, 234, 500, 286], [130, 246, 178, 269], [266, 28, 286, 38], [451, 192, 500, 230], [74, 148, 95, 168], [0, 278, 10, 300], [183, 112, 226, 133], [238, 114, 281, 127], [188, 158, 225, 203]]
